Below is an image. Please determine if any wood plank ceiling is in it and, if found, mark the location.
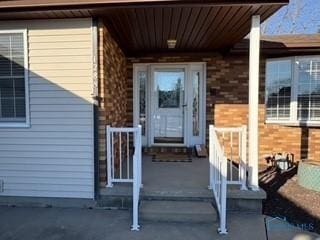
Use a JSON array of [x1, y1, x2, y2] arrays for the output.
[[102, 5, 282, 55]]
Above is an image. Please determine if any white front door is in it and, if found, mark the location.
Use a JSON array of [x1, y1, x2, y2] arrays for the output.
[[133, 63, 205, 147], [151, 68, 186, 145]]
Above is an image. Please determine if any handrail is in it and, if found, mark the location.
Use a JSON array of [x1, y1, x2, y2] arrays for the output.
[[214, 125, 247, 190], [106, 125, 141, 186], [106, 125, 142, 231], [209, 125, 228, 234], [209, 125, 248, 234]]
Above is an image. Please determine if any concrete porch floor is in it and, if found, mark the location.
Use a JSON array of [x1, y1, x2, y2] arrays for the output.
[[142, 154, 212, 197], [0, 206, 318, 240], [100, 154, 266, 202], [143, 154, 209, 189]]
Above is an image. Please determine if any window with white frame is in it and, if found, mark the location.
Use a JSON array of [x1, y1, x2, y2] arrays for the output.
[[297, 59, 320, 121], [0, 31, 28, 125], [266, 57, 320, 125], [266, 60, 292, 120]]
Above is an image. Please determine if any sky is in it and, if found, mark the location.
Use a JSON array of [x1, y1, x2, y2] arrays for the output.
[[262, 0, 320, 35]]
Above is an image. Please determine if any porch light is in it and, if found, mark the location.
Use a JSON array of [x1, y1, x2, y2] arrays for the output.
[[167, 39, 177, 49]]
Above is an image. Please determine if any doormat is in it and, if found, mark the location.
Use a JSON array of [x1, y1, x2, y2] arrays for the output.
[[152, 153, 192, 163]]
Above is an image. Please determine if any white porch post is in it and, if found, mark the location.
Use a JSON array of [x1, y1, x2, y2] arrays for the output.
[[248, 15, 260, 191]]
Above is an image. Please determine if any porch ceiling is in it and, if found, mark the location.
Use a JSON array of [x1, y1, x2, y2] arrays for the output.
[[103, 5, 283, 55], [0, 0, 288, 55]]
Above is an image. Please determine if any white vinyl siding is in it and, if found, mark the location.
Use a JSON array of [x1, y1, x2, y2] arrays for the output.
[[0, 19, 94, 199]]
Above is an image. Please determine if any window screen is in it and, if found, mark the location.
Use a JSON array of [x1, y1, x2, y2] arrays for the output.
[[0, 32, 26, 122]]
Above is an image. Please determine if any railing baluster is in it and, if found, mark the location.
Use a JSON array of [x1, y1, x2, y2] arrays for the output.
[[119, 132, 122, 179], [241, 125, 248, 190], [209, 125, 214, 190], [222, 132, 225, 153], [112, 132, 115, 180], [238, 130, 241, 182], [106, 125, 113, 187], [230, 132, 233, 182], [216, 150, 219, 189], [127, 132, 130, 179]]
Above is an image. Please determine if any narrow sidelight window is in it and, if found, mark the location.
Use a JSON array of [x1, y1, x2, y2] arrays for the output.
[[192, 71, 200, 136], [138, 71, 147, 136]]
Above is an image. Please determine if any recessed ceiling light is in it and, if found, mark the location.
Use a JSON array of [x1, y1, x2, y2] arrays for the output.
[[167, 39, 177, 49]]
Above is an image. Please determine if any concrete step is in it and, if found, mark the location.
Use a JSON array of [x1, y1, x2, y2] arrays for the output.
[[99, 185, 266, 213], [227, 185, 266, 213], [141, 187, 214, 201], [140, 200, 218, 223]]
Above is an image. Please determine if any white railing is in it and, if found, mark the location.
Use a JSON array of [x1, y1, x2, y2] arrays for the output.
[[209, 125, 248, 234], [106, 125, 142, 231], [209, 125, 228, 234], [214, 126, 247, 190]]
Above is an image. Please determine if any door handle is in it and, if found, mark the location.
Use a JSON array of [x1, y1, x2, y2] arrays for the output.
[[182, 104, 187, 107]]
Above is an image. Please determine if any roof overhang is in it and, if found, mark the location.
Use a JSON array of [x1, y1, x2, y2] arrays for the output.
[[231, 35, 320, 57], [0, 0, 289, 56], [0, 0, 289, 11]]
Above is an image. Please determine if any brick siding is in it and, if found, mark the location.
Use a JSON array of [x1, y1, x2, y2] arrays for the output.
[[98, 21, 127, 186]]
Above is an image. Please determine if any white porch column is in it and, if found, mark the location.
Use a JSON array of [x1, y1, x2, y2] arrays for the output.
[[248, 15, 260, 191]]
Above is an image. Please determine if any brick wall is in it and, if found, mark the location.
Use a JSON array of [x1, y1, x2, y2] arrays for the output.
[[126, 54, 320, 163], [98, 21, 127, 186]]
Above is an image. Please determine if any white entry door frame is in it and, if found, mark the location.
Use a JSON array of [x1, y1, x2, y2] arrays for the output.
[[133, 62, 206, 147]]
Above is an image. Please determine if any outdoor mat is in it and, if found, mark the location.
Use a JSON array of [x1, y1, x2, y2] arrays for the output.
[[152, 153, 192, 163]]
